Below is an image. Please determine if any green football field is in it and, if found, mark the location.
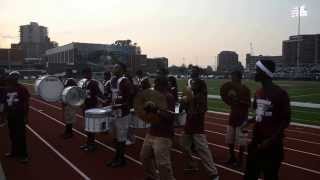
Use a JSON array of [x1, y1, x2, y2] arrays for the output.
[[25, 79, 320, 126], [177, 79, 320, 126]]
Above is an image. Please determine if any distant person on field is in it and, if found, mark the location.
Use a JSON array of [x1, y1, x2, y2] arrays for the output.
[[243, 60, 291, 180]]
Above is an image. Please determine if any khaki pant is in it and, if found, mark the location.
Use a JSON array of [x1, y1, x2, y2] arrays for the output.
[[225, 125, 248, 146], [63, 105, 78, 124], [180, 133, 218, 177], [111, 115, 130, 142], [140, 135, 176, 180]]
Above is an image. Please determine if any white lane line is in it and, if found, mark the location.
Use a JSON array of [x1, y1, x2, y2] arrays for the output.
[[30, 106, 142, 166], [30, 105, 245, 176], [205, 115, 320, 139], [174, 133, 320, 175], [30, 97, 320, 158], [26, 125, 91, 180], [203, 129, 320, 158]]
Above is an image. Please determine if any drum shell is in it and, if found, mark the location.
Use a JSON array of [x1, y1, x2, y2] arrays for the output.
[[129, 113, 151, 128], [62, 86, 86, 106], [85, 108, 112, 133], [35, 75, 64, 102]]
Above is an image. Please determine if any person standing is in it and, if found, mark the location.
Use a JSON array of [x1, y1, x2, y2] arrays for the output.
[[180, 66, 219, 180], [243, 60, 291, 180], [0, 69, 7, 126], [106, 63, 134, 167], [220, 69, 251, 168], [4, 71, 30, 163], [61, 69, 78, 139], [80, 67, 103, 152], [140, 76, 176, 180]]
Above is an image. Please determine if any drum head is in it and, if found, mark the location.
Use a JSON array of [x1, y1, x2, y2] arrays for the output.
[[35, 76, 64, 102], [62, 86, 86, 106]]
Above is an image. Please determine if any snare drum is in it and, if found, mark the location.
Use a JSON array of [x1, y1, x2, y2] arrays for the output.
[[62, 86, 86, 106], [84, 108, 113, 133], [129, 109, 150, 128], [35, 75, 64, 102]]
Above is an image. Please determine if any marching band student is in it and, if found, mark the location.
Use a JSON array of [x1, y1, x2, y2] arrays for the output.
[[106, 63, 134, 168], [243, 60, 291, 180], [168, 76, 178, 103], [80, 67, 104, 152], [103, 71, 112, 106], [61, 69, 78, 139], [180, 66, 219, 180], [0, 69, 7, 126], [140, 75, 176, 180], [4, 71, 30, 163], [221, 69, 251, 168]]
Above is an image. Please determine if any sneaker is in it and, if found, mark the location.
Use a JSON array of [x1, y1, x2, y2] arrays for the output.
[[18, 157, 29, 164], [125, 140, 135, 146], [210, 174, 219, 180], [80, 144, 88, 149], [110, 158, 126, 168], [84, 144, 97, 152], [4, 153, 15, 158]]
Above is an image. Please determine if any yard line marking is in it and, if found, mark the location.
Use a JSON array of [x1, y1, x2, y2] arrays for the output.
[[30, 106, 246, 176], [26, 125, 91, 180]]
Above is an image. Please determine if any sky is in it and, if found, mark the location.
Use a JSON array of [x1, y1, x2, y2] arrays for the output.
[[0, 0, 319, 68]]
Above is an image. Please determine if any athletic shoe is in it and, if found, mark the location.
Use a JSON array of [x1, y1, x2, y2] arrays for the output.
[[210, 174, 219, 180], [18, 157, 29, 164]]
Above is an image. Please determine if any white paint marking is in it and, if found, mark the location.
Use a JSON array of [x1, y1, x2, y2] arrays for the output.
[[26, 125, 91, 180]]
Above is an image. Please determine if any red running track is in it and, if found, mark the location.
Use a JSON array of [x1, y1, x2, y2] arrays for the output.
[[0, 96, 319, 180]]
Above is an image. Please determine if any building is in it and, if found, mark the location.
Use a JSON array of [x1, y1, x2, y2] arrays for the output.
[[17, 22, 57, 61], [45, 41, 141, 73], [146, 57, 169, 73], [282, 34, 320, 66], [0, 48, 24, 69], [217, 51, 240, 72], [246, 54, 283, 72]]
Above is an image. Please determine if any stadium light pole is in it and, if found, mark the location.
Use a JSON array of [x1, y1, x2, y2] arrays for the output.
[[291, 5, 308, 70]]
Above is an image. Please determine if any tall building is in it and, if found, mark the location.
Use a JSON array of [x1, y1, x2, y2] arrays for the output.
[[217, 51, 239, 72], [282, 34, 320, 66], [18, 22, 57, 60], [246, 54, 283, 72]]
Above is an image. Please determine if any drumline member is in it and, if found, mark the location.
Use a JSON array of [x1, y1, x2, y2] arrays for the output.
[[221, 69, 251, 168], [103, 71, 112, 106], [168, 76, 178, 103], [106, 63, 134, 168], [140, 75, 176, 180], [80, 67, 104, 152], [180, 66, 219, 180], [0, 69, 7, 126], [4, 71, 30, 163], [61, 69, 78, 139], [243, 60, 290, 180]]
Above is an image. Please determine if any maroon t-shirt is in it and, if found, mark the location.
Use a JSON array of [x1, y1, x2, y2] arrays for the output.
[[149, 91, 175, 138], [4, 84, 30, 114], [252, 85, 291, 142], [83, 79, 101, 110], [229, 84, 251, 127], [184, 79, 208, 134]]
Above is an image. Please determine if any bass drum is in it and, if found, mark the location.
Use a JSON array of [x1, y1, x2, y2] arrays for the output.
[[62, 86, 86, 106], [35, 75, 64, 102]]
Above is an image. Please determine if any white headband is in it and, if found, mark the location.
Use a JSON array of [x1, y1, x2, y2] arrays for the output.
[[256, 61, 273, 78]]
